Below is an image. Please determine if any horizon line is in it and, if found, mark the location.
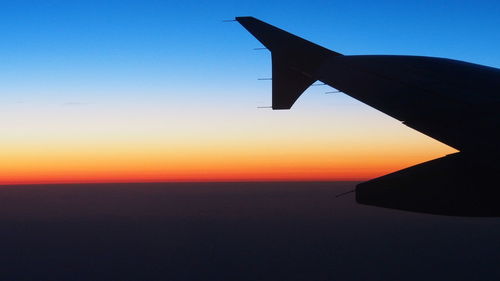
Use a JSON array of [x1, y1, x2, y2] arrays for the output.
[[0, 179, 367, 187]]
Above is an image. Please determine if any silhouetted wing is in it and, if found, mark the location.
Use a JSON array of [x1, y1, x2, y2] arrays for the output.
[[236, 16, 500, 152], [237, 16, 500, 217]]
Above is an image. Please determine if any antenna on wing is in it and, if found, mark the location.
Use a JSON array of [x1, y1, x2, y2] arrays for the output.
[[325, 90, 342, 94], [335, 189, 355, 198]]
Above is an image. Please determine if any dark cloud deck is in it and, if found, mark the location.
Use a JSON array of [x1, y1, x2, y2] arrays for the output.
[[1, 182, 499, 280]]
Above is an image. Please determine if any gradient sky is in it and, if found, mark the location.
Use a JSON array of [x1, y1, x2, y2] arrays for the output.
[[1, 0, 499, 184]]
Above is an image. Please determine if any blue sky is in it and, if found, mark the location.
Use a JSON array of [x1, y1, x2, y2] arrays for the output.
[[2, 0, 500, 105]]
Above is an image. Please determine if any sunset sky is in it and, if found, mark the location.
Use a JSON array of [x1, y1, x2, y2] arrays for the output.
[[1, 0, 499, 184]]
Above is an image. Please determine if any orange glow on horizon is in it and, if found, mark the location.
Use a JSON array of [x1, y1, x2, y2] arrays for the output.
[[0, 139, 455, 185], [1, 99, 457, 185]]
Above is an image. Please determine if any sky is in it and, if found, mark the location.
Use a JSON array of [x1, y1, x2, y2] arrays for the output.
[[1, 0, 499, 184]]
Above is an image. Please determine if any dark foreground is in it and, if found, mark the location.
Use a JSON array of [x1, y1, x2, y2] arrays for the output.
[[0, 182, 499, 281]]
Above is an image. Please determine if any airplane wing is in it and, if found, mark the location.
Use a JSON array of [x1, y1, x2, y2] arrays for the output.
[[236, 16, 500, 152], [236, 16, 500, 216]]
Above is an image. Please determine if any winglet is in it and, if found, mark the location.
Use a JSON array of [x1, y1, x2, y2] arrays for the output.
[[236, 16, 342, 109]]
